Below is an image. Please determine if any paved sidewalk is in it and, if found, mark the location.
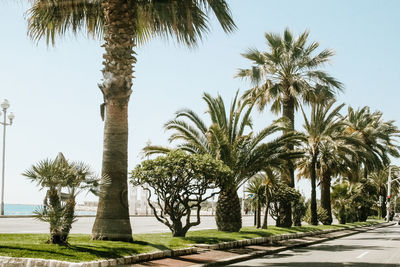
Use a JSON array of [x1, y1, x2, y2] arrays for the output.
[[124, 223, 394, 267]]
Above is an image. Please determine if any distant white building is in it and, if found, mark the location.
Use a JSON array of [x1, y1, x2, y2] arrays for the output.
[[129, 185, 151, 215]]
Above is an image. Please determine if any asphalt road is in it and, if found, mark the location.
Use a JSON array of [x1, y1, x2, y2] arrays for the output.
[[229, 224, 400, 267], [0, 215, 257, 234]]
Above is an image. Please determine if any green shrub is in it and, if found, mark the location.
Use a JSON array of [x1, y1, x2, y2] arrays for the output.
[[304, 202, 330, 225]]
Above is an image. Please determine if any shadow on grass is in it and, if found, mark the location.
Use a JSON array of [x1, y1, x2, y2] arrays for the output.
[[0, 245, 78, 259], [68, 245, 140, 259], [181, 225, 338, 245], [0, 239, 171, 262]]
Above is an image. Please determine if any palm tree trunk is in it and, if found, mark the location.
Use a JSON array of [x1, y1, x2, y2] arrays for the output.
[[92, 0, 136, 241], [280, 95, 295, 227], [381, 188, 387, 219], [61, 197, 75, 243], [310, 155, 318, 225], [320, 171, 332, 225], [262, 204, 269, 229], [216, 187, 242, 232], [47, 187, 63, 244], [256, 198, 261, 228], [253, 205, 257, 226]]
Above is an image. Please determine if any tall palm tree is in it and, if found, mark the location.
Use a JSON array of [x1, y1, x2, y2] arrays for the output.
[[298, 139, 365, 224], [145, 91, 302, 231], [236, 28, 343, 226], [27, 0, 235, 241], [343, 106, 400, 179], [298, 100, 365, 225]]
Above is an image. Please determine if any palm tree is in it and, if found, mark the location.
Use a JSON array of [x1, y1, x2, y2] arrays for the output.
[[298, 100, 365, 225], [27, 0, 235, 241], [145, 91, 302, 231], [23, 153, 101, 244], [369, 166, 400, 219], [236, 28, 343, 226], [246, 174, 266, 228], [343, 106, 400, 179], [250, 170, 278, 229], [331, 181, 351, 224], [298, 139, 364, 224]]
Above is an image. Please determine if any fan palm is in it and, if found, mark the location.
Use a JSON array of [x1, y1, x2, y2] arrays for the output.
[[298, 100, 366, 225], [248, 171, 278, 229], [298, 139, 365, 224], [331, 181, 351, 224], [236, 28, 343, 226], [27, 0, 235, 241], [246, 174, 266, 228], [23, 153, 101, 244], [369, 166, 400, 218], [145, 91, 302, 231]]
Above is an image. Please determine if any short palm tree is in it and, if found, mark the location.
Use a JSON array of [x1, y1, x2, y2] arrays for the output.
[[247, 171, 278, 229], [236, 28, 343, 227], [298, 100, 365, 225], [23, 153, 100, 244], [27, 0, 235, 241], [246, 174, 266, 228], [331, 181, 351, 224], [145, 91, 302, 231]]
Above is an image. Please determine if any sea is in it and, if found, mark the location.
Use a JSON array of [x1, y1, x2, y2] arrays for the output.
[[3, 204, 96, 216]]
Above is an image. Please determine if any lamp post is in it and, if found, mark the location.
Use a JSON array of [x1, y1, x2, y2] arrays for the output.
[[0, 99, 14, 216]]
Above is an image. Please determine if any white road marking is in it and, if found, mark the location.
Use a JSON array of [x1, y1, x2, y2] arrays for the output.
[[356, 251, 369, 259]]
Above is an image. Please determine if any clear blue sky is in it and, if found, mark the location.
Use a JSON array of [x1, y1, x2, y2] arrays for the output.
[[0, 0, 399, 204]]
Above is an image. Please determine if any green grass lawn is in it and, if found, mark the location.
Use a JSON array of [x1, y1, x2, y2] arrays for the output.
[[0, 220, 381, 262]]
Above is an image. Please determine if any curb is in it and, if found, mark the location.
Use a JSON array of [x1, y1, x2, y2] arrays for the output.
[[193, 222, 395, 267], [0, 248, 198, 267], [0, 222, 390, 266]]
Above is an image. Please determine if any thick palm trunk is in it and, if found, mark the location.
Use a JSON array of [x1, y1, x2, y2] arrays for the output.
[[60, 197, 76, 243], [262, 205, 269, 229], [310, 156, 318, 225], [280, 95, 295, 227], [47, 187, 63, 244], [216, 187, 242, 232], [320, 171, 332, 225], [92, 0, 136, 241]]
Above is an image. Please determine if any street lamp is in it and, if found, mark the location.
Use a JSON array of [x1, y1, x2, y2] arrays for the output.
[[386, 165, 400, 222], [0, 99, 15, 216]]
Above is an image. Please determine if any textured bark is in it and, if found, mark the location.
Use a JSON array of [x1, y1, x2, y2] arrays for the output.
[[216, 188, 242, 232], [310, 156, 318, 225], [262, 205, 269, 229], [171, 219, 186, 237], [320, 171, 332, 225], [60, 197, 76, 243], [92, 0, 135, 241], [380, 188, 387, 219], [256, 199, 262, 228], [47, 187, 64, 244], [280, 95, 295, 227]]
